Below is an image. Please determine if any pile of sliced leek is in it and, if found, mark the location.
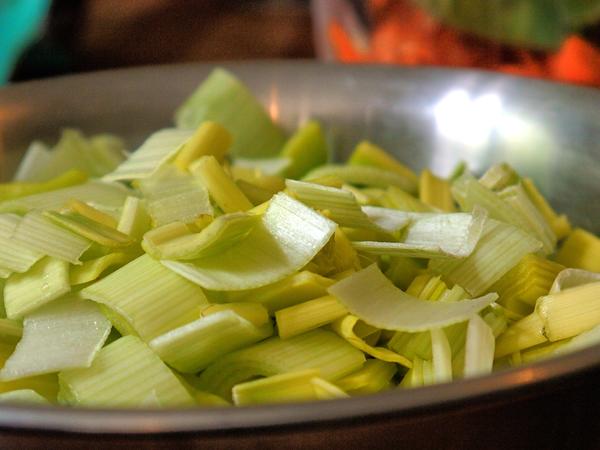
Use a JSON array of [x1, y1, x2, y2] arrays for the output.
[[0, 69, 599, 408]]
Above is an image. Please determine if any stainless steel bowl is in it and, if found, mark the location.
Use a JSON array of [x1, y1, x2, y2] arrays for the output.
[[1, 62, 600, 449]]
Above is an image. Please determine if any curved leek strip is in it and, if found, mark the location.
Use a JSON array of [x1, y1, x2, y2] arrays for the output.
[[197, 329, 365, 400], [232, 369, 347, 406], [163, 193, 336, 291], [0, 181, 131, 215], [419, 170, 455, 212], [536, 281, 600, 342], [174, 68, 287, 158], [348, 141, 418, 192], [550, 268, 600, 294], [44, 211, 133, 248], [0, 214, 43, 274], [304, 165, 417, 194], [499, 184, 556, 254], [331, 315, 412, 368], [117, 196, 152, 240], [286, 179, 376, 230], [0, 319, 22, 343], [0, 389, 50, 405], [103, 128, 194, 181], [70, 253, 133, 285], [335, 359, 397, 395], [4, 257, 71, 320], [430, 219, 542, 296], [556, 228, 600, 272], [224, 270, 335, 313], [0, 169, 87, 202], [280, 121, 329, 179], [329, 265, 497, 332], [431, 328, 452, 383], [0, 297, 111, 380], [12, 212, 91, 264], [59, 336, 195, 407], [275, 295, 347, 339], [143, 212, 260, 260], [479, 163, 519, 191], [174, 121, 232, 168], [149, 308, 273, 373], [81, 254, 208, 341], [522, 178, 571, 239], [463, 315, 495, 378]]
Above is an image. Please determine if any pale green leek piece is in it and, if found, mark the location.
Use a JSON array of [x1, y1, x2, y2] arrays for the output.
[[1, 66, 599, 409]]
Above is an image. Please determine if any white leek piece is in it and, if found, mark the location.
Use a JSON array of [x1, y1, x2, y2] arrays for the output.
[[81, 254, 208, 341], [463, 314, 495, 377], [328, 264, 497, 332], [0, 181, 130, 214], [4, 257, 71, 320], [11, 212, 91, 264], [103, 128, 194, 181], [361, 206, 411, 235], [149, 308, 273, 373], [59, 335, 194, 407], [197, 329, 365, 399], [429, 219, 542, 296], [117, 196, 152, 240], [0, 296, 111, 380], [550, 268, 600, 294], [234, 157, 291, 176], [0, 214, 43, 273], [431, 328, 452, 383], [163, 193, 336, 291]]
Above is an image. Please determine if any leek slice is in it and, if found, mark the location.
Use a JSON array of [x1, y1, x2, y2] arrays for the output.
[[280, 121, 329, 179], [0, 389, 49, 404], [556, 228, 600, 272], [431, 328, 452, 383], [384, 186, 433, 212], [175, 68, 287, 158], [495, 313, 546, 357], [81, 254, 208, 341], [522, 178, 571, 239], [286, 179, 376, 230], [0, 169, 88, 202], [44, 211, 133, 248], [232, 158, 290, 178], [12, 141, 52, 182], [430, 219, 542, 296], [232, 369, 347, 406], [335, 359, 396, 395], [0, 296, 111, 380], [305, 228, 361, 277], [117, 196, 152, 240], [103, 128, 194, 181], [354, 207, 487, 259], [329, 264, 497, 332], [0, 214, 43, 273], [163, 193, 336, 291], [224, 270, 335, 313], [70, 253, 133, 285], [479, 163, 519, 191], [174, 121, 232, 168], [550, 268, 600, 294], [0, 181, 130, 215], [384, 256, 424, 290], [143, 212, 259, 260], [0, 319, 22, 343], [275, 295, 347, 339], [68, 199, 118, 228], [59, 335, 194, 407], [197, 329, 365, 399], [304, 164, 417, 194], [12, 212, 91, 264], [419, 169, 455, 212], [463, 314, 495, 377], [348, 141, 418, 192], [149, 308, 273, 373], [331, 315, 412, 368], [4, 257, 71, 320]]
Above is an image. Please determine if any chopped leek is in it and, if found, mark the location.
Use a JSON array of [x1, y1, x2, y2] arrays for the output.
[[117, 196, 152, 240], [555, 228, 600, 272], [0, 169, 87, 202], [431, 328, 452, 383], [478, 163, 519, 191], [335, 359, 397, 395], [0, 318, 23, 343], [44, 211, 133, 248], [163, 193, 336, 291], [463, 315, 495, 377], [550, 268, 600, 294], [0, 214, 43, 274], [175, 68, 286, 158], [384, 186, 433, 212], [197, 329, 365, 399], [419, 169, 455, 212], [174, 121, 232, 168], [280, 121, 329, 179], [495, 312, 546, 357], [59, 335, 194, 407], [0, 389, 50, 404], [522, 178, 571, 239], [275, 295, 347, 339], [81, 254, 208, 341], [329, 264, 497, 332], [0, 296, 111, 380], [70, 252, 133, 285], [4, 257, 71, 320]]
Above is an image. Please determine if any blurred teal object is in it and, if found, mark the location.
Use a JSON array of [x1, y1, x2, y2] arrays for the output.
[[0, 0, 51, 84]]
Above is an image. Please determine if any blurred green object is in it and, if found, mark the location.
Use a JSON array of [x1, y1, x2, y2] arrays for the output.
[[0, 0, 51, 84], [412, 0, 600, 50]]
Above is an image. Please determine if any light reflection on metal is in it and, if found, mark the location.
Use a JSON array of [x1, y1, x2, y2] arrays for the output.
[[268, 86, 280, 122]]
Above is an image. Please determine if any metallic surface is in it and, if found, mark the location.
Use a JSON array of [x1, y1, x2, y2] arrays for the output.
[[0, 62, 599, 446]]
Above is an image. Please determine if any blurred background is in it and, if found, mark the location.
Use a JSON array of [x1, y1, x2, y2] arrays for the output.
[[3, 0, 600, 86]]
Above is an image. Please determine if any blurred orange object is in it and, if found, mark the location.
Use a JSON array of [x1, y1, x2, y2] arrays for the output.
[[550, 36, 600, 85]]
